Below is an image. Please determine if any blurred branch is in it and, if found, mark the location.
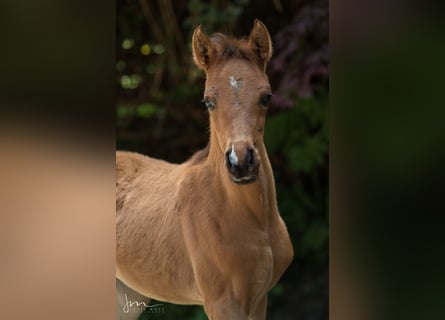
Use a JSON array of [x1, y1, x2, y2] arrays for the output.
[[138, 0, 164, 42], [272, 0, 284, 12], [158, 0, 179, 79], [161, 0, 184, 54], [151, 55, 165, 95]]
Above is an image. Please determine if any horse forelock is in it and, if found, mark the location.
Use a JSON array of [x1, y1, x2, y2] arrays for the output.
[[210, 33, 262, 68]]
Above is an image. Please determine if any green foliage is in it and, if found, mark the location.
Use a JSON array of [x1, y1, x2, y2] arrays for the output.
[[117, 103, 163, 128], [185, 0, 250, 33], [264, 93, 328, 314]]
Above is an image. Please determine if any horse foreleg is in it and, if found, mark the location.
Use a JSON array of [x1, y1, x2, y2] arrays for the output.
[[203, 294, 267, 320], [249, 295, 267, 320], [204, 297, 248, 320]]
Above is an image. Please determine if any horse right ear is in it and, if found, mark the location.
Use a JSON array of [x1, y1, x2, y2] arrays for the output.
[[248, 19, 273, 71], [192, 25, 213, 70]]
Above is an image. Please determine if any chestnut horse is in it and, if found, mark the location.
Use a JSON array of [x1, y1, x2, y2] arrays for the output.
[[116, 19, 293, 320]]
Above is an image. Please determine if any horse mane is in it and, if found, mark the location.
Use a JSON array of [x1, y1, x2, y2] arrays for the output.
[[186, 144, 210, 165], [210, 33, 262, 67]]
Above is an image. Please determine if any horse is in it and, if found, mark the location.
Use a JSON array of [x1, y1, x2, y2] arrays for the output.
[[116, 19, 294, 320]]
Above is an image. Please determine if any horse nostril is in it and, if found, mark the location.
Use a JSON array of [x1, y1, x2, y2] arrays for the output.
[[246, 148, 256, 171]]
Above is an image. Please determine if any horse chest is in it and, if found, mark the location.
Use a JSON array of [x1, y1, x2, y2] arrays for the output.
[[227, 228, 275, 290], [251, 243, 274, 293], [235, 234, 275, 312]]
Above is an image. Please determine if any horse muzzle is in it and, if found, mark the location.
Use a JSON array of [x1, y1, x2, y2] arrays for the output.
[[225, 145, 259, 185]]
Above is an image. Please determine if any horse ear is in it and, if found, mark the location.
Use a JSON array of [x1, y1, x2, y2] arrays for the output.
[[192, 25, 213, 70], [248, 19, 273, 70]]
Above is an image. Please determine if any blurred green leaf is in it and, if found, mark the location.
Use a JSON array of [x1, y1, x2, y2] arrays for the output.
[[264, 114, 289, 153], [287, 135, 327, 173], [116, 104, 131, 118], [136, 103, 158, 118], [301, 221, 329, 253], [270, 283, 285, 298]]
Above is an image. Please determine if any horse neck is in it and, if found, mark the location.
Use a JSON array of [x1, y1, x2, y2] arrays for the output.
[[206, 129, 278, 228]]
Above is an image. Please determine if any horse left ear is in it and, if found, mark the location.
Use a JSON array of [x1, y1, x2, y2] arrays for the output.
[[192, 25, 214, 71], [248, 19, 273, 70]]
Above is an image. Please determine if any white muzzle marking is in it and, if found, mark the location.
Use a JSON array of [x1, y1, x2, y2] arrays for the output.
[[229, 144, 238, 165]]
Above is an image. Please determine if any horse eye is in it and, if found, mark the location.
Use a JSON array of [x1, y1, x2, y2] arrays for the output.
[[201, 97, 215, 110], [260, 93, 272, 107]]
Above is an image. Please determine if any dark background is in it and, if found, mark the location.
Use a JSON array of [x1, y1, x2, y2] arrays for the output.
[[117, 0, 328, 319]]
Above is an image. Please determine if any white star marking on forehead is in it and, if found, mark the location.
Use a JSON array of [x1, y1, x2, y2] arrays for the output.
[[229, 76, 238, 88]]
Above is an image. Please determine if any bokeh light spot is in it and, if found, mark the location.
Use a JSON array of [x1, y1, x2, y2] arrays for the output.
[[122, 38, 134, 50], [153, 44, 164, 55], [140, 43, 151, 55], [116, 60, 126, 71]]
